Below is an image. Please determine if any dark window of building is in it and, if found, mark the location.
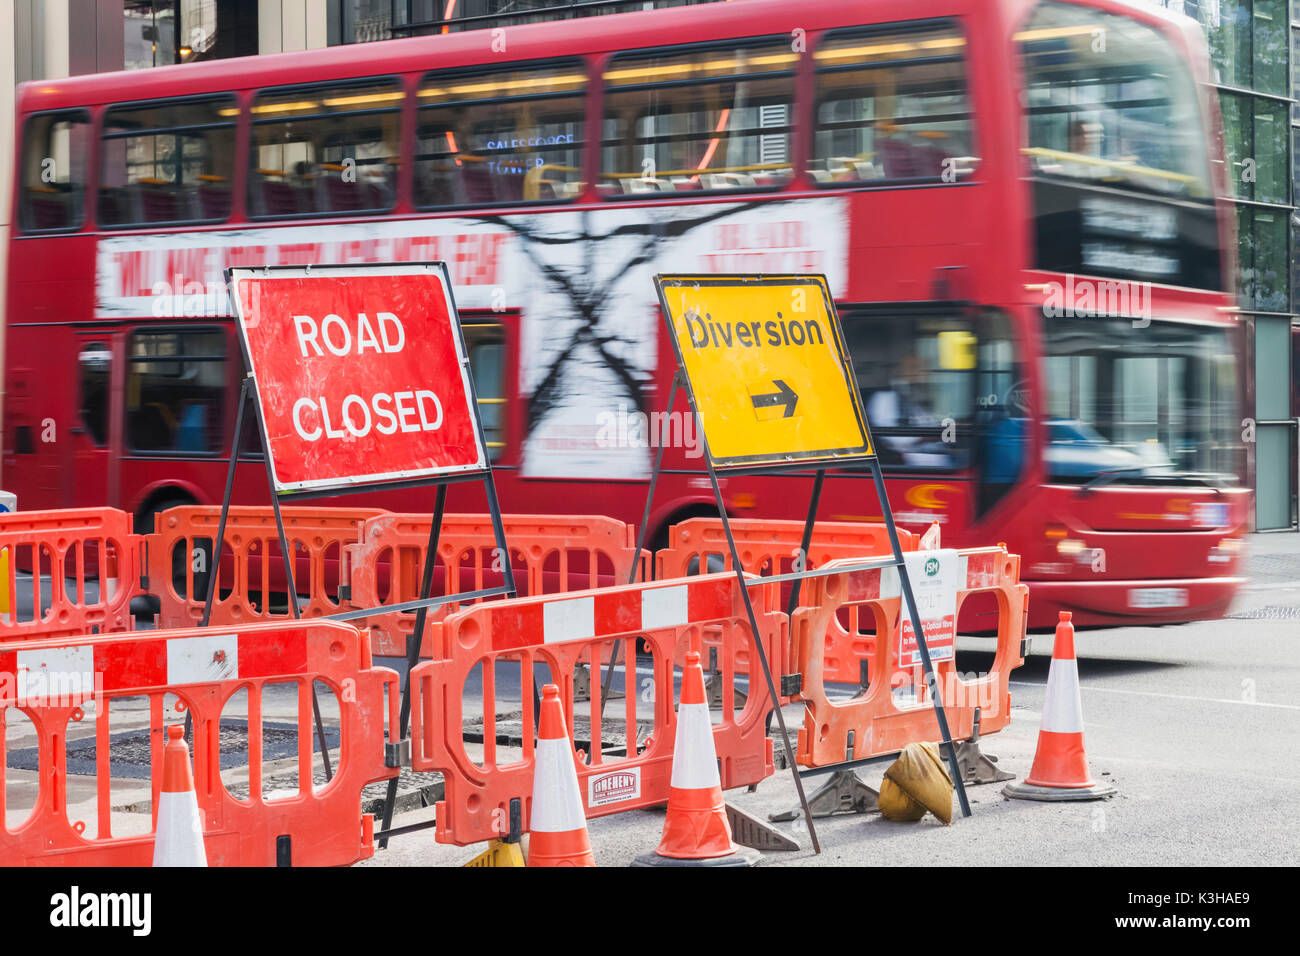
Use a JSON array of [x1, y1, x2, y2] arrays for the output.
[[811, 22, 976, 185], [416, 62, 586, 207], [125, 0, 259, 68], [99, 97, 236, 225], [249, 80, 401, 217], [19, 111, 90, 232], [1220, 91, 1288, 205], [1237, 204, 1290, 312], [127, 329, 226, 454], [601, 40, 796, 196]]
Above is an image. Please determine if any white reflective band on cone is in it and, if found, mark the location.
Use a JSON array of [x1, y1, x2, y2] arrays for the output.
[[669, 702, 721, 789], [530, 737, 587, 833], [1040, 657, 1084, 734], [152, 791, 207, 867]]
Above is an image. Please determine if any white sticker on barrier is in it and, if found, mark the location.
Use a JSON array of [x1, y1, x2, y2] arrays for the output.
[[15, 645, 94, 700], [895, 550, 959, 668], [543, 596, 595, 644], [641, 584, 688, 630], [588, 766, 642, 808], [168, 633, 238, 685]]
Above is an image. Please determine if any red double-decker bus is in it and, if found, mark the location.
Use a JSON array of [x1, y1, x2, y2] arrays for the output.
[[4, 0, 1248, 627]]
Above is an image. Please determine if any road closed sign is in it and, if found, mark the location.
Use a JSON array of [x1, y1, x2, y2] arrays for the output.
[[655, 275, 873, 469], [229, 263, 486, 493]]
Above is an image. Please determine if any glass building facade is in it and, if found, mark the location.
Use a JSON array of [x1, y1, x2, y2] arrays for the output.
[[1152, 0, 1298, 530]]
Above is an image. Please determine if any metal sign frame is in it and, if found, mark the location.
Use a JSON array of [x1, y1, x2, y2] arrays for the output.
[[228, 261, 489, 494], [654, 273, 875, 471], [205, 262, 517, 846], [618, 274, 974, 851]]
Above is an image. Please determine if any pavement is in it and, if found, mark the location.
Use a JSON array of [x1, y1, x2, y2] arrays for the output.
[[5, 533, 1299, 865]]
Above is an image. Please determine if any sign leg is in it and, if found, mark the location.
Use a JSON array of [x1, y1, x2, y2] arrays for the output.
[[870, 461, 971, 818], [254, 392, 334, 786], [598, 373, 680, 720], [199, 377, 250, 629], [705, 459, 821, 854], [379, 482, 448, 849], [786, 468, 825, 617]]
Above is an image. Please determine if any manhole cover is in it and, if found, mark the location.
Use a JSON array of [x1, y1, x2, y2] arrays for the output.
[[5, 720, 339, 779]]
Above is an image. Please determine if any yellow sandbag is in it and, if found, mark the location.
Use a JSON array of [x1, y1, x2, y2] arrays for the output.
[[882, 742, 953, 825], [878, 776, 927, 822]]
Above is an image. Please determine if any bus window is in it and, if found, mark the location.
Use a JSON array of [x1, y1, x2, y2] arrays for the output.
[[416, 63, 586, 207], [126, 329, 226, 455], [811, 22, 976, 185], [844, 307, 1024, 509], [1019, 2, 1212, 201], [99, 98, 236, 225], [19, 110, 89, 232], [464, 322, 507, 461], [1018, 3, 1221, 289], [249, 80, 401, 217], [77, 341, 111, 446], [1043, 318, 1241, 482], [601, 40, 796, 195]]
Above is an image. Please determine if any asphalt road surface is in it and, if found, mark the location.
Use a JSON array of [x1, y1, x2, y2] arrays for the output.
[[367, 533, 1300, 867]]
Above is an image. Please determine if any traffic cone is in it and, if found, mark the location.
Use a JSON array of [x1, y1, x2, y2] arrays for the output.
[[1004, 612, 1116, 801], [633, 651, 758, 867], [527, 684, 595, 867], [152, 724, 208, 866]]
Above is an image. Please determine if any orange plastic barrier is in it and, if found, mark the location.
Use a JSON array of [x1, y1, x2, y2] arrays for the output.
[[348, 513, 648, 657], [655, 518, 918, 679], [0, 619, 398, 866], [789, 547, 1028, 767], [0, 508, 140, 641], [408, 571, 782, 846], [149, 505, 383, 630], [655, 518, 916, 581]]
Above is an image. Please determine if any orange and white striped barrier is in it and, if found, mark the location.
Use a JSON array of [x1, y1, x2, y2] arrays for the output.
[[149, 505, 380, 630], [409, 571, 780, 847], [528, 684, 595, 867], [1, 619, 398, 866], [634, 650, 757, 867], [1004, 612, 1116, 801], [0, 507, 140, 641], [789, 546, 1027, 768], [347, 512, 647, 657], [152, 725, 207, 867]]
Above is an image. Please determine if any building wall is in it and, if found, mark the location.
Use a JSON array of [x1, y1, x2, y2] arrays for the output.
[[1154, 0, 1299, 531]]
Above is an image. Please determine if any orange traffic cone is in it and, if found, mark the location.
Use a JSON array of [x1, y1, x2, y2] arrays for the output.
[[1004, 612, 1116, 801], [527, 684, 595, 867], [152, 725, 208, 866], [634, 650, 758, 867]]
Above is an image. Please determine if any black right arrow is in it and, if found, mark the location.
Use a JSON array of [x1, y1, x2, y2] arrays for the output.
[[750, 379, 798, 418]]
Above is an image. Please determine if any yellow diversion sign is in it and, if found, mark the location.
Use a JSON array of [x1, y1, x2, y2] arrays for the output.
[[655, 274, 874, 469]]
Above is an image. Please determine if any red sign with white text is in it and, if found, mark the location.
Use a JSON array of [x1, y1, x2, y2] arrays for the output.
[[231, 264, 486, 493]]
